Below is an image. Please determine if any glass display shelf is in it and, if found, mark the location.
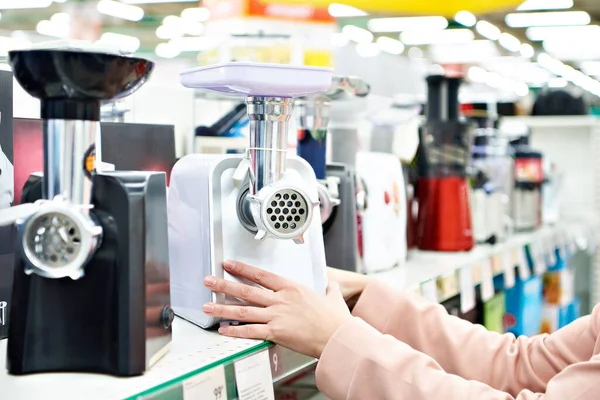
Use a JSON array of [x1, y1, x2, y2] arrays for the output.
[[0, 221, 594, 400]]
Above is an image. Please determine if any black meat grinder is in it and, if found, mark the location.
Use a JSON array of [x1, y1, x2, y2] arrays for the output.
[[0, 49, 173, 376]]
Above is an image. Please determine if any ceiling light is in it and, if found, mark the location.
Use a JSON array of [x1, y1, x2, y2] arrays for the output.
[[342, 25, 373, 44], [498, 33, 521, 52], [181, 7, 211, 22], [328, 3, 367, 18], [580, 61, 600, 76], [514, 82, 530, 97], [169, 37, 219, 52], [486, 72, 503, 88], [97, 0, 143, 22], [468, 66, 488, 82], [548, 77, 568, 88], [155, 43, 180, 59], [330, 32, 349, 47], [454, 10, 476, 27], [163, 15, 203, 36], [97, 32, 140, 53], [368, 16, 448, 33], [400, 29, 474, 45], [525, 25, 600, 41], [156, 25, 184, 40], [0, 0, 52, 9], [517, 0, 573, 11], [0, 36, 31, 56], [520, 43, 535, 58], [408, 47, 424, 59], [356, 42, 380, 58], [505, 11, 590, 28], [122, 0, 196, 3], [475, 21, 501, 40], [376, 37, 404, 55], [36, 20, 69, 38], [51, 12, 70, 25]]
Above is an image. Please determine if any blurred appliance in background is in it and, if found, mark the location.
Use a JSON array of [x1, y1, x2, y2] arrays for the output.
[[0, 69, 13, 340], [1, 49, 172, 376], [169, 63, 330, 329], [325, 79, 407, 272], [369, 94, 421, 253], [532, 89, 587, 116], [468, 109, 515, 244], [296, 76, 369, 273], [100, 100, 130, 123], [415, 75, 474, 252], [509, 134, 544, 232], [12, 119, 176, 204]]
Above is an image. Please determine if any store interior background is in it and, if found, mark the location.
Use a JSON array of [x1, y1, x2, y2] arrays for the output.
[[3, 0, 598, 156]]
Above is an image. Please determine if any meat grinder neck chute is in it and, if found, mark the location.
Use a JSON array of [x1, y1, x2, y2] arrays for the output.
[[1, 49, 154, 280], [236, 96, 318, 245]]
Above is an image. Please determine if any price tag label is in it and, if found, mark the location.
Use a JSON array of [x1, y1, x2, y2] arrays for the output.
[[515, 247, 531, 281], [533, 243, 547, 275], [459, 265, 476, 314], [420, 279, 438, 303], [480, 260, 495, 302], [503, 249, 516, 289], [183, 365, 227, 400], [546, 237, 557, 267], [234, 350, 275, 400]]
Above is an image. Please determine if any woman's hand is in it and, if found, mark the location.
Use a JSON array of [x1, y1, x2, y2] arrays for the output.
[[326, 267, 372, 310], [203, 260, 352, 359]]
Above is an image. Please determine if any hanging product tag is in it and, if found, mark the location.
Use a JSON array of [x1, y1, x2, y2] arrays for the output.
[[420, 279, 438, 303], [516, 246, 531, 280], [234, 350, 275, 400], [546, 237, 557, 267], [533, 243, 547, 275], [459, 265, 476, 314], [503, 249, 516, 289], [183, 365, 227, 400], [480, 260, 495, 302]]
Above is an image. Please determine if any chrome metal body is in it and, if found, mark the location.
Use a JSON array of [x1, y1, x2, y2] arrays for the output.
[[43, 119, 100, 209], [247, 97, 293, 195]]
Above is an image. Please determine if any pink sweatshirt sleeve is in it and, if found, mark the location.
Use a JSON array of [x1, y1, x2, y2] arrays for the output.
[[314, 281, 600, 400], [349, 281, 598, 395]]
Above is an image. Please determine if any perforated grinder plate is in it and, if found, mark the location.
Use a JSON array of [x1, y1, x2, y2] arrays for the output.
[[265, 189, 309, 235], [25, 212, 82, 268]]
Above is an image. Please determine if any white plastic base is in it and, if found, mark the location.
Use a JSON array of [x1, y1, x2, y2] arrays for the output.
[[168, 154, 328, 328], [356, 152, 407, 273], [180, 62, 333, 97]]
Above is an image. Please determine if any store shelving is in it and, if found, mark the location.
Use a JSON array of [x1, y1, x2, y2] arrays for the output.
[[0, 222, 592, 400]]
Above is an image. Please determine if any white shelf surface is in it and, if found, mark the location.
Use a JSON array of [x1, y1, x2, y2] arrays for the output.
[[0, 222, 592, 400]]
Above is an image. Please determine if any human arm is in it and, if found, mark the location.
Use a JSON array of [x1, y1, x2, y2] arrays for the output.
[[316, 315, 600, 400], [351, 280, 598, 395]]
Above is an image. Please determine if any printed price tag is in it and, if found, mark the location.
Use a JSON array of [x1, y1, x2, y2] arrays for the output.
[[183, 365, 227, 400], [546, 237, 557, 267], [533, 243, 547, 275], [234, 350, 275, 400], [515, 247, 531, 280], [503, 250, 516, 289], [480, 260, 495, 302], [420, 279, 438, 303], [459, 265, 476, 314]]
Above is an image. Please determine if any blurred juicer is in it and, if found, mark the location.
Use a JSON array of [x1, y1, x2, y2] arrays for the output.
[[0, 49, 173, 376], [169, 63, 330, 328], [416, 75, 474, 252], [295, 77, 370, 272]]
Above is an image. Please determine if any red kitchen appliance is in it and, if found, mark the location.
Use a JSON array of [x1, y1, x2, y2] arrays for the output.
[[415, 75, 474, 251]]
